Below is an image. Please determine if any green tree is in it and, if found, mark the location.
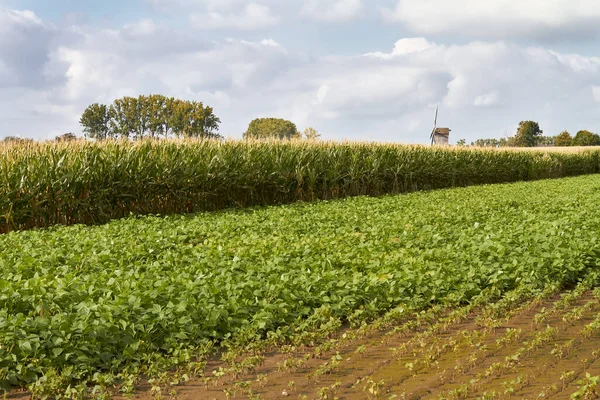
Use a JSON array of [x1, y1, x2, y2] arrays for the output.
[[473, 138, 500, 147], [190, 102, 221, 138], [55, 133, 78, 142], [108, 97, 136, 139], [80, 103, 110, 140], [513, 121, 543, 147], [166, 99, 221, 139], [243, 118, 299, 140], [303, 127, 321, 140], [554, 131, 573, 147], [81, 96, 221, 140], [456, 139, 466, 146], [572, 130, 600, 146], [145, 94, 168, 138], [536, 136, 554, 146], [1, 136, 33, 144]]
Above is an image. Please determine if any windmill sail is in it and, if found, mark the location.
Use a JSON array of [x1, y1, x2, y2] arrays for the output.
[[430, 106, 438, 145]]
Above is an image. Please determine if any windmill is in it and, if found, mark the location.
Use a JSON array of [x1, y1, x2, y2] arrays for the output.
[[429, 106, 450, 145]]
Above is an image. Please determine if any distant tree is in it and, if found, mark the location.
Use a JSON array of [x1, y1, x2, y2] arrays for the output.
[[456, 139, 467, 146], [55, 133, 78, 142], [109, 97, 142, 139], [572, 130, 600, 146], [243, 118, 299, 140], [146, 94, 168, 138], [80, 95, 221, 140], [512, 121, 542, 147], [169, 99, 221, 139], [473, 138, 501, 147], [554, 131, 573, 147], [1, 136, 34, 144], [80, 103, 111, 140], [535, 136, 554, 147], [303, 127, 321, 140]]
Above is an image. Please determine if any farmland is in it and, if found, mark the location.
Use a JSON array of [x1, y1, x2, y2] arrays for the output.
[[133, 283, 600, 399], [3, 174, 600, 398], [2, 139, 599, 233]]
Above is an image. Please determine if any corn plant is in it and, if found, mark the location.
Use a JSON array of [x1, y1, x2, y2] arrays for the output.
[[2, 139, 599, 233]]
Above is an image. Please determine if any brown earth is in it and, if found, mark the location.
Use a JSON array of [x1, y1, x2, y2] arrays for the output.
[[125, 290, 600, 400], [8, 289, 600, 400]]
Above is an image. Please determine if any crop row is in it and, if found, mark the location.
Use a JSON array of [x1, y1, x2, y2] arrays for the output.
[[202, 276, 598, 399], [3, 174, 600, 394], [2, 139, 600, 232]]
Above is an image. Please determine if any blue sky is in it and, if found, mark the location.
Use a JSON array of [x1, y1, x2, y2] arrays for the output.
[[1, 0, 148, 23], [2, 0, 600, 143]]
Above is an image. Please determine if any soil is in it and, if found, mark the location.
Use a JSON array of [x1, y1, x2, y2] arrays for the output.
[[8, 290, 600, 399]]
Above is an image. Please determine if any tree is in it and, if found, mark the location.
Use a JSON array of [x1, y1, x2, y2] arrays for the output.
[[171, 100, 221, 139], [303, 127, 321, 140], [513, 121, 542, 147], [535, 136, 554, 147], [1, 136, 33, 144], [456, 139, 467, 146], [572, 130, 600, 146], [473, 138, 500, 147], [80, 103, 110, 140], [109, 97, 142, 139], [55, 133, 78, 142], [243, 118, 299, 140], [79, 95, 221, 140], [554, 131, 573, 147], [146, 94, 168, 138]]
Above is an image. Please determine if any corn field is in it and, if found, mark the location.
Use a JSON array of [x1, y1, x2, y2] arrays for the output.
[[1, 139, 599, 233]]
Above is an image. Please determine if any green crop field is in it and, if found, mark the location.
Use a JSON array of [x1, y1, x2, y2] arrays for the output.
[[3, 174, 600, 397], [2, 139, 599, 233]]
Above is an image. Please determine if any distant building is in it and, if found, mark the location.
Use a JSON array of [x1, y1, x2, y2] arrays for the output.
[[432, 127, 450, 145]]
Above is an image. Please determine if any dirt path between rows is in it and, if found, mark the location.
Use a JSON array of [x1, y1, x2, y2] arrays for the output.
[[122, 291, 600, 400], [8, 290, 600, 399]]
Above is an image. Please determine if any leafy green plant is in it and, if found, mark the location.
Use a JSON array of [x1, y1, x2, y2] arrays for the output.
[[571, 373, 600, 399], [3, 175, 600, 394]]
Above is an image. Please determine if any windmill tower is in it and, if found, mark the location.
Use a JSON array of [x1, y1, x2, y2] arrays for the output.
[[430, 106, 451, 145]]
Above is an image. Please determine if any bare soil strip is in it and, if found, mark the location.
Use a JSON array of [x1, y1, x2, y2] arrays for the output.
[[10, 289, 600, 399]]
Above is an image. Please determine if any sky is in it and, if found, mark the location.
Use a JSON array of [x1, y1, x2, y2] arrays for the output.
[[2, 0, 600, 143]]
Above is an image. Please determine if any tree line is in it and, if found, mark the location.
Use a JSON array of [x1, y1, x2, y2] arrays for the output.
[[76, 95, 322, 142], [463, 121, 600, 148], [79, 95, 222, 140]]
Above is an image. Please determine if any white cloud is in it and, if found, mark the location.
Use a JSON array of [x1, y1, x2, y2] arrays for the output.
[[123, 19, 158, 36], [301, 0, 363, 22], [473, 92, 500, 107], [5, 7, 600, 144], [0, 8, 57, 87], [383, 0, 600, 40], [593, 86, 600, 103], [365, 37, 435, 59], [190, 2, 280, 30]]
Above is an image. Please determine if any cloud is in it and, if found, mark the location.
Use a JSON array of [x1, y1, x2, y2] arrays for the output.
[[190, 2, 280, 30], [592, 86, 600, 103], [147, 0, 281, 30], [4, 6, 600, 144], [301, 0, 363, 22], [365, 37, 435, 59], [473, 92, 500, 107], [383, 0, 600, 40], [0, 9, 57, 88]]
